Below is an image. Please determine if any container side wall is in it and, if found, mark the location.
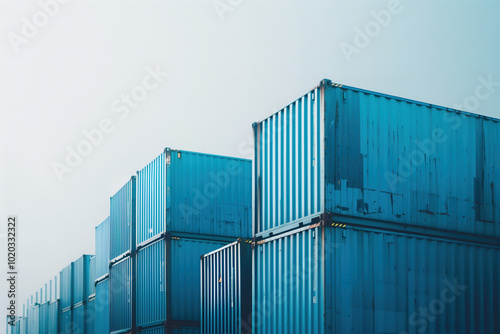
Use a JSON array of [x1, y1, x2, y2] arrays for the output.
[[61, 265, 73, 310], [39, 303, 48, 334], [324, 227, 500, 334], [201, 241, 252, 334], [95, 279, 110, 334], [88, 256, 96, 298], [136, 152, 167, 244], [110, 258, 132, 332], [110, 177, 135, 259], [61, 310, 72, 334], [139, 326, 200, 334], [324, 85, 500, 236], [96, 217, 110, 278], [72, 304, 85, 334], [48, 301, 59, 334], [136, 240, 166, 327], [253, 227, 324, 334], [254, 88, 323, 234], [169, 151, 252, 238], [73, 255, 90, 306], [86, 299, 95, 334]]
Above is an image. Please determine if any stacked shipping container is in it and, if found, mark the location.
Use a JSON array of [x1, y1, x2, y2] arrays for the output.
[[134, 148, 251, 333], [95, 218, 110, 334], [251, 79, 500, 333]]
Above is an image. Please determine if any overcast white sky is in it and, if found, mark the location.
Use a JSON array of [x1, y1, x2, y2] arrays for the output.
[[1, 0, 499, 330]]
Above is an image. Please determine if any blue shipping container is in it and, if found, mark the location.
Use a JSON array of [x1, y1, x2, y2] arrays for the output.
[[110, 256, 132, 333], [73, 304, 85, 334], [39, 302, 48, 334], [136, 148, 251, 245], [86, 299, 95, 334], [73, 255, 92, 306], [96, 217, 110, 279], [253, 80, 500, 237], [253, 223, 500, 334], [61, 264, 73, 311], [110, 177, 136, 261], [48, 301, 59, 334], [95, 279, 110, 334], [27, 305, 40, 334], [136, 235, 231, 328], [201, 239, 252, 334], [138, 325, 200, 334]]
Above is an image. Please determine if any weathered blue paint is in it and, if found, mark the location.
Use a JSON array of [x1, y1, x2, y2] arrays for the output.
[[109, 256, 132, 333], [201, 239, 253, 334], [136, 235, 230, 328], [110, 177, 136, 261], [253, 80, 500, 237], [136, 148, 251, 245], [253, 222, 500, 333], [95, 279, 110, 334], [95, 217, 110, 279]]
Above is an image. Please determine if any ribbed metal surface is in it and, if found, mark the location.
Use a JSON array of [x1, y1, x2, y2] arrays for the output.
[[201, 240, 252, 334], [96, 217, 110, 278], [88, 256, 96, 298], [253, 80, 500, 237], [73, 255, 91, 306], [95, 279, 110, 334], [61, 264, 73, 311], [39, 303, 48, 334], [253, 226, 323, 333], [48, 301, 59, 334], [28, 305, 40, 334], [86, 299, 95, 334], [110, 177, 136, 260], [110, 257, 132, 333], [139, 326, 200, 334], [254, 88, 323, 233], [136, 149, 251, 244], [60, 310, 72, 334], [72, 304, 85, 334], [136, 236, 228, 327], [253, 224, 500, 333]]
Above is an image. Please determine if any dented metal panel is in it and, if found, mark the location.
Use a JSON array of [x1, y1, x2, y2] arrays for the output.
[[110, 177, 136, 260], [253, 79, 500, 237], [136, 148, 251, 244], [201, 240, 253, 334], [252, 223, 500, 334], [96, 217, 110, 278]]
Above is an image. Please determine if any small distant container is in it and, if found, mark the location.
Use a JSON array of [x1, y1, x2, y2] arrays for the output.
[[27, 305, 39, 334], [95, 217, 110, 279], [136, 148, 251, 245], [110, 177, 136, 261], [60, 264, 73, 312], [110, 257, 132, 333], [95, 279, 110, 334], [201, 239, 252, 334], [135, 234, 232, 331], [73, 255, 92, 307]]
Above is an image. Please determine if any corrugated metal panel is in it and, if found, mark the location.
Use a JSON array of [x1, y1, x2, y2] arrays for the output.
[[60, 310, 72, 334], [48, 301, 59, 334], [138, 326, 200, 334], [110, 177, 136, 260], [61, 264, 73, 311], [95, 279, 110, 334], [253, 226, 323, 333], [86, 299, 95, 334], [110, 257, 132, 333], [254, 88, 323, 233], [253, 224, 500, 333], [88, 256, 96, 299], [136, 149, 251, 244], [73, 255, 91, 306], [253, 80, 500, 237], [136, 236, 228, 327], [201, 240, 252, 334], [28, 305, 40, 334], [19, 318, 27, 334], [96, 217, 110, 278], [72, 304, 85, 334], [39, 302, 49, 334]]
